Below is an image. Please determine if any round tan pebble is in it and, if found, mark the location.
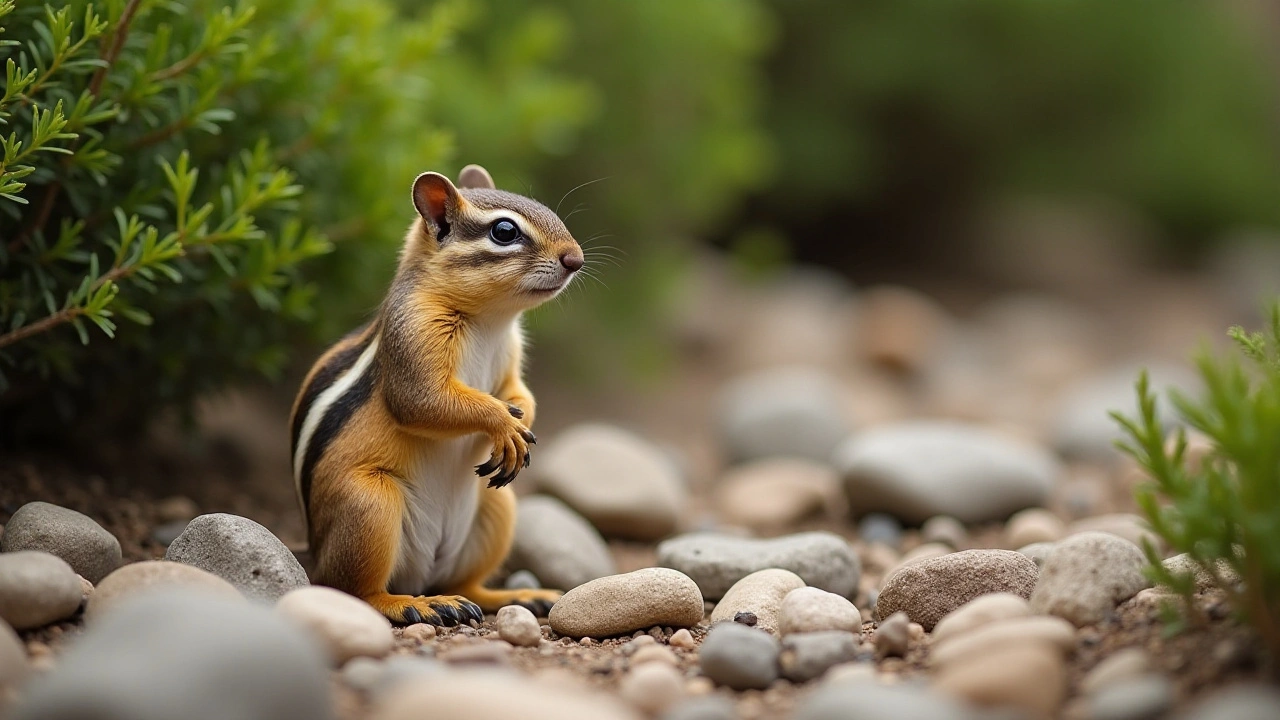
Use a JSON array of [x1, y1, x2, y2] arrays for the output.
[[620, 662, 684, 715], [778, 587, 861, 635], [77, 575, 94, 602], [709, 568, 805, 635], [876, 550, 1038, 630], [276, 586, 394, 665], [1080, 648, 1153, 695], [1006, 508, 1065, 547], [670, 628, 697, 649], [1031, 532, 1150, 626], [87, 560, 241, 623], [549, 568, 704, 639], [928, 616, 1076, 668], [402, 623, 436, 642], [496, 605, 541, 648], [685, 676, 715, 695], [716, 459, 845, 533], [1066, 514, 1158, 550], [823, 662, 876, 685], [631, 644, 678, 666], [934, 642, 1067, 718], [921, 515, 968, 549], [931, 593, 1032, 643]]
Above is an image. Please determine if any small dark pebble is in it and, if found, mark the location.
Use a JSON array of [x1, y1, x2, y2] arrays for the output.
[[734, 612, 758, 627]]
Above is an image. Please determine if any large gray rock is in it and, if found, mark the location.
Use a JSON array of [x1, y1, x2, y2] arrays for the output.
[[718, 366, 853, 464], [1052, 364, 1197, 463], [875, 550, 1039, 630], [657, 531, 860, 600], [698, 622, 780, 690], [508, 495, 616, 591], [11, 590, 334, 720], [165, 513, 308, 602], [1, 502, 121, 583], [528, 424, 686, 541], [834, 421, 1059, 524], [796, 681, 973, 720], [0, 551, 83, 630], [1031, 532, 1151, 626]]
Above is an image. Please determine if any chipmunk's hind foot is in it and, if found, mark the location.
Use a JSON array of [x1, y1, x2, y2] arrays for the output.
[[366, 592, 484, 627], [461, 586, 562, 617]]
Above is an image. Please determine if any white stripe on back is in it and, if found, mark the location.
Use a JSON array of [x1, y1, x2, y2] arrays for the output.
[[293, 338, 380, 506]]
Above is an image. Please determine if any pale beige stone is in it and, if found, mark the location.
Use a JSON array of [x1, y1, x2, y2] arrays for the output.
[[778, 587, 862, 636], [935, 642, 1067, 719], [548, 568, 703, 639], [1006, 508, 1066, 547], [931, 593, 1032, 644], [929, 616, 1077, 668], [709, 568, 805, 635], [276, 586, 394, 665], [87, 560, 241, 623], [1080, 648, 1153, 695]]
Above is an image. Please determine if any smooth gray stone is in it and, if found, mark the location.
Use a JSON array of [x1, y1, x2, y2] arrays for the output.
[[1, 502, 121, 583], [165, 513, 308, 602], [657, 531, 860, 600], [698, 622, 779, 691], [11, 590, 334, 720]]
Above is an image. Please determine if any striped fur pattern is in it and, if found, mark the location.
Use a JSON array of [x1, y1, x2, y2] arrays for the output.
[[289, 165, 582, 625]]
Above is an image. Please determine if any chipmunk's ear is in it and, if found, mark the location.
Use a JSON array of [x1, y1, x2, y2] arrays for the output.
[[457, 164, 496, 190], [412, 172, 461, 242]]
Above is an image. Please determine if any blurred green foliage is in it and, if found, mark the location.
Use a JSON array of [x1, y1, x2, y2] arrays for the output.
[[0, 0, 332, 441], [0, 0, 772, 440], [1115, 303, 1280, 658], [759, 0, 1280, 250]]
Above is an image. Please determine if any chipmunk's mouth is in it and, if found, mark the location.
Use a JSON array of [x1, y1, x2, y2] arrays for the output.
[[525, 280, 568, 296]]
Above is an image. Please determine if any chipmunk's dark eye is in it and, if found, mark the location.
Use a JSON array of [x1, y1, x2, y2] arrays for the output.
[[489, 219, 521, 245]]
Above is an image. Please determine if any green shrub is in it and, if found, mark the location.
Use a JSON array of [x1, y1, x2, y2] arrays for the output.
[[1114, 302, 1280, 657], [0, 0, 331, 441]]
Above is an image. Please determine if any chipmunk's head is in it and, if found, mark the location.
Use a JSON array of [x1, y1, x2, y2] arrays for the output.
[[408, 165, 583, 313]]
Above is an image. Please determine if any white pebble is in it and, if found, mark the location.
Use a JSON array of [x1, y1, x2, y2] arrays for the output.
[[496, 605, 541, 648]]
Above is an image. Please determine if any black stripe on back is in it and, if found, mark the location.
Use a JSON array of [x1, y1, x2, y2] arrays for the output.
[[291, 324, 375, 455], [299, 355, 379, 515]]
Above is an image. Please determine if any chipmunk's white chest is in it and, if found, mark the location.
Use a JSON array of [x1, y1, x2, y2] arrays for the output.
[[390, 316, 522, 594]]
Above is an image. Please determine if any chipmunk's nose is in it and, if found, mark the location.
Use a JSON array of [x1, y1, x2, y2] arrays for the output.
[[560, 250, 584, 272]]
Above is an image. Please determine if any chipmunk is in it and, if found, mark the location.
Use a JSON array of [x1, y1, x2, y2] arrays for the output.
[[290, 165, 582, 625]]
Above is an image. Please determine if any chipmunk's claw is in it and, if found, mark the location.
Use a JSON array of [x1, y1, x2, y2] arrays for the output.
[[521, 429, 537, 444], [517, 597, 556, 617], [475, 457, 500, 477], [507, 404, 524, 419]]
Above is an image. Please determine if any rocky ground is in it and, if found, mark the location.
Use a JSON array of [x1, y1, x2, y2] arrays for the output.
[[2, 250, 1279, 719]]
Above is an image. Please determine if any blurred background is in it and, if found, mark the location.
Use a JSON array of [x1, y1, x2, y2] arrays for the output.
[[4, 0, 1280, 547]]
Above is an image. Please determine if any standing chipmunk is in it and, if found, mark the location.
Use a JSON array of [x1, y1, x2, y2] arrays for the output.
[[290, 165, 582, 625]]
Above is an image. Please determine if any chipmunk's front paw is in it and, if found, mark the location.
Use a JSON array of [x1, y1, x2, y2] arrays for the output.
[[476, 408, 535, 488]]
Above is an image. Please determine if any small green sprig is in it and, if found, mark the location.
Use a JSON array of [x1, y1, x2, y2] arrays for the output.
[[1113, 302, 1280, 660]]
